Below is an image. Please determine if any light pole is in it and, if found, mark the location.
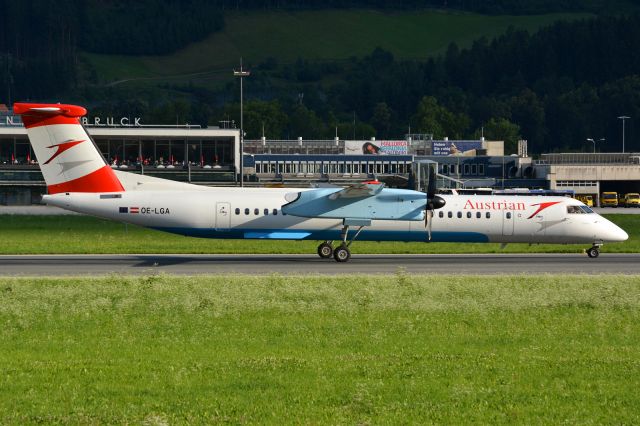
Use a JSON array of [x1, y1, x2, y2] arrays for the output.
[[618, 115, 630, 153], [234, 58, 250, 187], [586, 137, 605, 153]]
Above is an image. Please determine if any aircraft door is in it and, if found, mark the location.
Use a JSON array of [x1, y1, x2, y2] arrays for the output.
[[215, 202, 231, 231], [502, 211, 514, 236]]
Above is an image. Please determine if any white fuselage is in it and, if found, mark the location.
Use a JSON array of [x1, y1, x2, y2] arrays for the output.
[[43, 187, 629, 245]]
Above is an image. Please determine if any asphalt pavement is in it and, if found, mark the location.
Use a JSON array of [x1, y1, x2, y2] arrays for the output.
[[0, 253, 638, 276]]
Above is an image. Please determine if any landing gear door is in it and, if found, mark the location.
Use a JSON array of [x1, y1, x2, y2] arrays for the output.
[[215, 202, 231, 231]]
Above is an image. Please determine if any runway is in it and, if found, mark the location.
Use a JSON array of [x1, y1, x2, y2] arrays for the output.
[[0, 253, 639, 276]]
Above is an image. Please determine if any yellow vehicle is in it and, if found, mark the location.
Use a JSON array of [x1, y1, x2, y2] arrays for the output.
[[623, 193, 640, 207], [576, 194, 594, 207], [601, 192, 619, 207]]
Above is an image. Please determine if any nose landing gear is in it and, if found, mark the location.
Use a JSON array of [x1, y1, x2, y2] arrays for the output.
[[587, 244, 602, 258]]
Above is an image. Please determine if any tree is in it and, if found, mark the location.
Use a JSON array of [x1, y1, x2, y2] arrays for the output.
[[413, 96, 469, 139], [508, 89, 545, 148], [371, 102, 392, 139], [225, 100, 288, 139], [336, 120, 376, 140], [477, 118, 522, 154], [288, 104, 325, 139]]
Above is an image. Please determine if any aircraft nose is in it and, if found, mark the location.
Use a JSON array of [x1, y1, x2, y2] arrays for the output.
[[605, 222, 629, 242]]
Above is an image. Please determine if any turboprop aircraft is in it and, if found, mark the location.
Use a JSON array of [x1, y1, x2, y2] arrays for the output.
[[13, 103, 628, 261]]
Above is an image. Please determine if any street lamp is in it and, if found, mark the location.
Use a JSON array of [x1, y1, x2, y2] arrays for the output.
[[233, 58, 250, 187], [586, 137, 605, 153], [618, 115, 630, 153]]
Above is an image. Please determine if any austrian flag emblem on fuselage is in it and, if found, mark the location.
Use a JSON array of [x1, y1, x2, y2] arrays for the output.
[[44, 139, 85, 165]]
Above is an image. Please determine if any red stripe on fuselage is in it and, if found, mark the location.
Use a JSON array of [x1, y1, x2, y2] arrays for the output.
[[47, 165, 124, 194]]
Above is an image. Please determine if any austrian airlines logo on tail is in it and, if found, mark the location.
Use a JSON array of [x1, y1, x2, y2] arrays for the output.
[[44, 139, 85, 165], [13, 102, 124, 194]]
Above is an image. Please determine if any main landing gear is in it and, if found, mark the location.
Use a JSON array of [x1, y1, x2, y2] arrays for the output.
[[316, 241, 353, 262], [587, 243, 602, 258], [316, 222, 368, 263], [317, 241, 333, 258]]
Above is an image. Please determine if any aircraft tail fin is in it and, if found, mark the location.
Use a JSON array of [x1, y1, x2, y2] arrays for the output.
[[13, 103, 124, 194]]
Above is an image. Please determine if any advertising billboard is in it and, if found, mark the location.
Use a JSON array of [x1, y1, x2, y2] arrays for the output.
[[432, 141, 483, 156], [344, 140, 408, 155]]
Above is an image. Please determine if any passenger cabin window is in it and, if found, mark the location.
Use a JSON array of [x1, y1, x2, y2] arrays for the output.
[[235, 208, 240, 215], [448, 211, 453, 218], [457, 212, 462, 218], [439, 211, 444, 218], [467, 212, 472, 219], [264, 208, 269, 215], [244, 208, 250, 215], [486, 212, 491, 219], [254, 208, 259, 215], [476, 212, 481, 219], [273, 209, 278, 215], [506, 212, 512, 219]]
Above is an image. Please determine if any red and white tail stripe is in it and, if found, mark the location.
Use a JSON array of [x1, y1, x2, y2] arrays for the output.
[[13, 103, 124, 194]]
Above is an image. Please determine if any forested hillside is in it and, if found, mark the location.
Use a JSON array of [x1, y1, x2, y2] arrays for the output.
[[114, 13, 639, 153], [0, 0, 223, 99], [1, 2, 640, 153], [220, 0, 638, 14]]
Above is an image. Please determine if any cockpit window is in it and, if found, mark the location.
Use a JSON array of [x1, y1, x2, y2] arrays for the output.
[[580, 205, 594, 214], [567, 205, 584, 214]]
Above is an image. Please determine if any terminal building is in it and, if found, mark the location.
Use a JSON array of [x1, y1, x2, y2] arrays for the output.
[[1, 106, 638, 206]]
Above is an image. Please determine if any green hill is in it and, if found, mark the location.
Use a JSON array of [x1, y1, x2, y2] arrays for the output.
[[85, 9, 591, 88]]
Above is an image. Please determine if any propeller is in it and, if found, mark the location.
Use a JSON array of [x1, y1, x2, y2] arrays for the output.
[[424, 165, 446, 241]]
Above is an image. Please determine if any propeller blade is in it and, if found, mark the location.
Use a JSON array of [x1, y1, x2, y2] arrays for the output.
[[424, 165, 442, 242], [424, 204, 428, 228]]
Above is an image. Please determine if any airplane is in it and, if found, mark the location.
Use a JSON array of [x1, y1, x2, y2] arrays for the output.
[[13, 102, 628, 261]]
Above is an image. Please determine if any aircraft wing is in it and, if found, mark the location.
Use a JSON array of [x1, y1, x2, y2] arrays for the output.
[[328, 181, 385, 199], [282, 181, 425, 221]]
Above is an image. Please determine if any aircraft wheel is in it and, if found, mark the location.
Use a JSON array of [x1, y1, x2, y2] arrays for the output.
[[587, 247, 600, 258], [317, 242, 333, 259], [333, 245, 351, 263]]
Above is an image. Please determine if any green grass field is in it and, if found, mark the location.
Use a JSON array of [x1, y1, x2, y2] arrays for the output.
[[0, 214, 636, 254], [1, 274, 639, 423], [87, 9, 590, 85]]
